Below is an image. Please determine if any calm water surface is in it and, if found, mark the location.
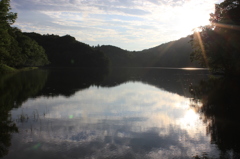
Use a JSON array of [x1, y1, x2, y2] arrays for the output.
[[1, 68, 240, 158]]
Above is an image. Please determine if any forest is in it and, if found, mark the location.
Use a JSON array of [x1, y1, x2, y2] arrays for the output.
[[94, 36, 200, 68], [24, 33, 110, 68]]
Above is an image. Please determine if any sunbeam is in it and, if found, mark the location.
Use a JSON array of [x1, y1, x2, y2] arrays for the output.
[[195, 31, 209, 68], [213, 22, 240, 31]]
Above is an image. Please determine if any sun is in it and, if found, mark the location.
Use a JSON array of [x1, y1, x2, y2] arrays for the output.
[[176, 4, 210, 37]]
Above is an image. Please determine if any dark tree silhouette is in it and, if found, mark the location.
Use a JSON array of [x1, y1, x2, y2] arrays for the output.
[[190, 0, 240, 76], [24, 33, 110, 68]]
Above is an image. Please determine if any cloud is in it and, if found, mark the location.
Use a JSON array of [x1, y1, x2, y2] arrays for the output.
[[12, 0, 149, 16], [11, 0, 221, 50]]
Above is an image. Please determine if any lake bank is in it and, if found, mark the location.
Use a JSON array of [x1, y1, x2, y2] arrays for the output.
[[0, 64, 38, 74]]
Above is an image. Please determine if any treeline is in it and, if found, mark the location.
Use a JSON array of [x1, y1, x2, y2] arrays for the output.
[[24, 33, 110, 68], [94, 36, 200, 68]]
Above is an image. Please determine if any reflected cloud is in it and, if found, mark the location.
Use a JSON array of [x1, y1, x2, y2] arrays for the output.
[[8, 81, 219, 158]]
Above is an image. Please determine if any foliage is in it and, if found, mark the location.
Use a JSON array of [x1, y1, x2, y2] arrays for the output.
[[5, 27, 49, 67], [190, 0, 240, 76], [24, 33, 110, 68], [0, 63, 15, 73], [0, 0, 17, 65], [0, 0, 49, 71]]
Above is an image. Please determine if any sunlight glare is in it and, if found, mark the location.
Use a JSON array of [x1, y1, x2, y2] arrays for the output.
[[178, 109, 200, 129], [176, 3, 210, 37]]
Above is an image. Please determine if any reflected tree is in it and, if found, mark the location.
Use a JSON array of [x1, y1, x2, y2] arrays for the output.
[[0, 69, 48, 157], [191, 77, 240, 158], [0, 108, 18, 157], [36, 68, 109, 97], [100, 68, 208, 97], [0, 70, 49, 109]]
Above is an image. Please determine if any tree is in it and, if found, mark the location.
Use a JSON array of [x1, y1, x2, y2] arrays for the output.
[[0, 0, 17, 65], [190, 0, 240, 76], [0, 0, 49, 69], [12, 28, 49, 67], [24, 33, 109, 68]]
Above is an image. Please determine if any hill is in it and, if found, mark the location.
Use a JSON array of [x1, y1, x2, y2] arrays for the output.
[[95, 36, 201, 68], [93, 45, 134, 67], [24, 33, 110, 68]]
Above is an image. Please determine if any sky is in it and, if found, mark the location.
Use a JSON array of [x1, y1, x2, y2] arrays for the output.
[[11, 0, 223, 51]]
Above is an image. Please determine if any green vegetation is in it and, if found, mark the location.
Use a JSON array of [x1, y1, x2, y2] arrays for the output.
[[0, 63, 16, 73], [0, 0, 17, 65], [190, 0, 240, 76], [0, 0, 49, 73]]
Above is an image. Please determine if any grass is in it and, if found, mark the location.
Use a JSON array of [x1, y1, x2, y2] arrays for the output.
[[0, 63, 16, 74], [0, 63, 38, 74], [19, 67, 38, 71]]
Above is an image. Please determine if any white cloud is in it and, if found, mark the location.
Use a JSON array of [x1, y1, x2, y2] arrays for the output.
[[11, 0, 223, 50]]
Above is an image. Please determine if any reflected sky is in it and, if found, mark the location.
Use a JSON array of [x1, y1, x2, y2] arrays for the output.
[[7, 81, 219, 159]]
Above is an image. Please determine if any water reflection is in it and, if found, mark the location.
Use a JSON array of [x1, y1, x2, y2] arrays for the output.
[[191, 77, 240, 158], [1, 68, 226, 159], [36, 68, 109, 97], [0, 70, 48, 157], [8, 82, 218, 159]]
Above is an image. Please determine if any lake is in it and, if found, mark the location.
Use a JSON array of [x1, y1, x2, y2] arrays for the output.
[[1, 68, 240, 159]]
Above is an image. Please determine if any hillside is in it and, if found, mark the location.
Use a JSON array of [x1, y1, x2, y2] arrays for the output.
[[24, 32, 200, 68], [95, 36, 201, 68], [93, 45, 134, 67], [24, 33, 110, 68], [136, 36, 200, 67]]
